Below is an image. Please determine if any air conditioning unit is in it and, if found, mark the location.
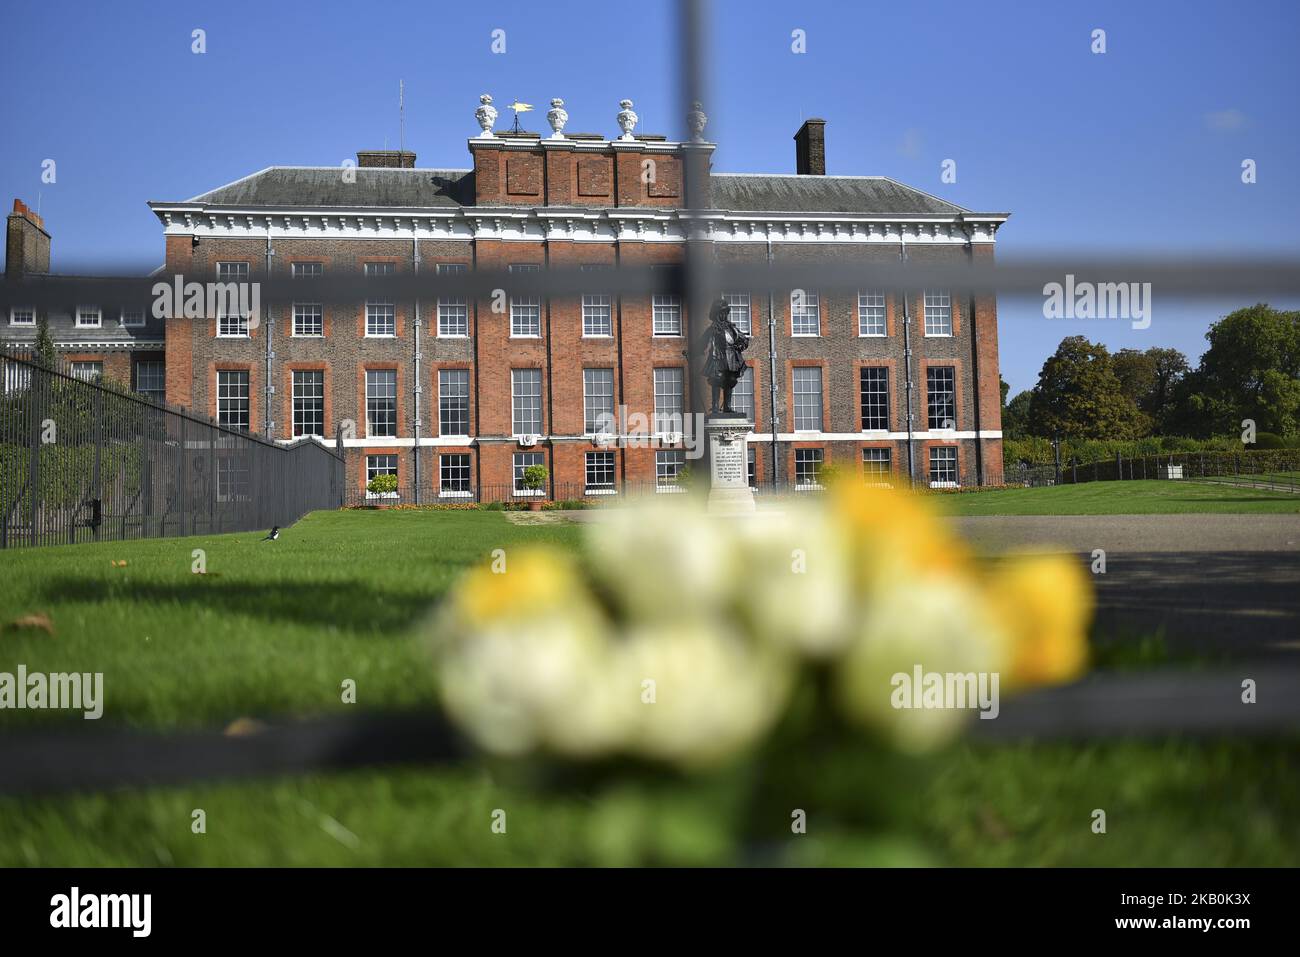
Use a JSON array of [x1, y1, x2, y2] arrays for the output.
[[662, 432, 683, 445], [518, 434, 539, 448], [593, 432, 615, 448]]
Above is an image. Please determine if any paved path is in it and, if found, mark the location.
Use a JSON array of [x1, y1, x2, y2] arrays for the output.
[[949, 513, 1300, 553]]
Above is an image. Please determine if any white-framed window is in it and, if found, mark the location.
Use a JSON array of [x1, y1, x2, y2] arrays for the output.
[[438, 368, 470, 436], [8, 306, 35, 327], [133, 360, 165, 402], [440, 453, 472, 496], [583, 368, 615, 434], [70, 360, 103, 382], [795, 448, 824, 488], [436, 263, 469, 337], [725, 292, 751, 334], [747, 446, 757, 488], [732, 365, 754, 420], [930, 446, 958, 487], [216, 456, 251, 503], [513, 451, 545, 493], [860, 367, 889, 431], [863, 447, 892, 485], [924, 289, 952, 336], [655, 449, 686, 488], [75, 306, 102, 329], [652, 295, 682, 336], [585, 451, 616, 492], [858, 290, 886, 336], [366, 369, 398, 437], [366, 454, 399, 498], [217, 369, 250, 431], [293, 302, 323, 337], [216, 262, 250, 337], [791, 291, 820, 336], [509, 263, 541, 337], [582, 294, 612, 337], [792, 366, 823, 431], [511, 368, 543, 436], [365, 301, 395, 337], [927, 366, 956, 431], [119, 307, 146, 328], [291, 261, 323, 279], [3, 362, 32, 394], [364, 262, 395, 277], [653, 367, 684, 435], [292, 369, 325, 437]]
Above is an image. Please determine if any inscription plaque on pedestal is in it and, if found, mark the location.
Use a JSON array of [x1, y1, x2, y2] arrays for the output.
[[706, 415, 756, 514]]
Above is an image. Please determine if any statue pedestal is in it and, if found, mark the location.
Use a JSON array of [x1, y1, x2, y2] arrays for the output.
[[705, 415, 756, 515]]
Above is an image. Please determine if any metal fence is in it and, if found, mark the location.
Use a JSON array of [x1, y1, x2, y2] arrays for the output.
[[0, 348, 345, 548], [1059, 449, 1300, 490]]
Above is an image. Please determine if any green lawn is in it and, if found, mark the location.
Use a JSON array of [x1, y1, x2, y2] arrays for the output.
[[1, 508, 1297, 866], [933, 478, 1300, 515]]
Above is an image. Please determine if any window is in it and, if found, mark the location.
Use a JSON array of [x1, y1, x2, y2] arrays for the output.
[[365, 301, 395, 337], [858, 290, 886, 336], [292, 262, 323, 278], [217, 370, 250, 431], [653, 367, 684, 435], [863, 448, 892, 484], [924, 289, 952, 336], [510, 264, 541, 337], [366, 369, 397, 437], [440, 453, 472, 495], [364, 262, 394, 276], [582, 294, 612, 337], [586, 451, 616, 491], [3, 363, 31, 394], [732, 365, 754, 420], [120, 308, 146, 328], [134, 360, 165, 402], [725, 292, 751, 334], [652, 295, 682, 336], [366, 454, 398, 497], [9, 307, 35, 326], [860, 367, 889, 431], [795, 448, 824, 488], [75, 306, 101, 329], [656, 450, 686, 488], [927, 366, 956, 431], [217, 457, 251, 502], [747, 446, 757, 488], [436, 263, 469, 337], [513, 452, 545, 492], [216, 263, 250, 336], [70, 361, 103, 382], [930, 446, 958, 487], [511, 368, 543, 435], [583, 368, 615, 434], [791, 291, 820, 336], [792, 367, 823, 431], [293, 302, 322, 337], [292, 370, 325, 437], [438, 369, 470, 436]]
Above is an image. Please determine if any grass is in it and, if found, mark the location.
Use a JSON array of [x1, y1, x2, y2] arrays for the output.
[[2, 508, 1297, 866], [932, 479, 1300, 515]]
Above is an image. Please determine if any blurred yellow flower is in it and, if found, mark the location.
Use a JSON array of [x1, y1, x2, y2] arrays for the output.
[[452, 546, 582, 629], [829, 483, 970, 587], [986, 553, 1092, 689]]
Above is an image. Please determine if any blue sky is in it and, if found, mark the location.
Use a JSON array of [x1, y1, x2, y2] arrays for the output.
[[2, 0, 1297, 393]]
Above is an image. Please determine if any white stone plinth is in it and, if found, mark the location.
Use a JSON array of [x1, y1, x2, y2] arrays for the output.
[[706, 415, 756, 514]]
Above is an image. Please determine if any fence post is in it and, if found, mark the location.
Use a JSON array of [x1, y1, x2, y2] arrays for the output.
[[29, 366, 42, 547]]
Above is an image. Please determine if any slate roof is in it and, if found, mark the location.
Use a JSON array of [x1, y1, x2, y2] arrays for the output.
[[164, 168, 976, 217]]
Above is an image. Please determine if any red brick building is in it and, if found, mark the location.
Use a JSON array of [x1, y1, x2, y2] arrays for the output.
[[145, 105, 1008, 498]]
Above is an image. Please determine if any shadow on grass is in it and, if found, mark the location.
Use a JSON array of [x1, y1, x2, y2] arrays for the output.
[[36, 575, 445, 635]]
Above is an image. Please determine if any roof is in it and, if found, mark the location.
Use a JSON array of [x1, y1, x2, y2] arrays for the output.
[[163, 167, 978, 217], [181, 167, 474, 208], [710, 174, 967, 216]]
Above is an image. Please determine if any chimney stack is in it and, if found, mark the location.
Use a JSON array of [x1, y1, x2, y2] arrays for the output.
[[6, 198, 51, 280], [794, 118, 826, 176], [356, 150, 417, 169]]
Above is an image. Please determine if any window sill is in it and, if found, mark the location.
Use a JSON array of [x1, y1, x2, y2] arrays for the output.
[[924, 333, 953, 338], [585, 487, 617, 496], [655, 485, 687, 494], [858, 332, 887, 338], [513, 488, 544, 497], [437, 334, 470, 339], [292, 333, 324, 339], [791, 333, 821, 338], [439, 490, 473, 499], [365, 334, 397, 339], [795, 483, 826, 492], [365, 491, 399, 500]]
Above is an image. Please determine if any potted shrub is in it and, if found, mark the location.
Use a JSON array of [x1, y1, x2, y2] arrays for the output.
[[522, 464, 548, 511], [366, 472, 399, 505]]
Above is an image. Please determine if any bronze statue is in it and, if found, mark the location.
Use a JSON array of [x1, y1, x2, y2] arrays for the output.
[[700, 297, 751, 415]]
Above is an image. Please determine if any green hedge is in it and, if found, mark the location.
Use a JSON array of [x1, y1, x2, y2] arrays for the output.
[[1003, 435, 1240, 466]]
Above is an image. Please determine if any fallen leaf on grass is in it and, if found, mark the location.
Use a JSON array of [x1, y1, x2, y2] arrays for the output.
[[111, 560, 128, 568], [223, 717, 267, 737], [5, 613, 55, 635]]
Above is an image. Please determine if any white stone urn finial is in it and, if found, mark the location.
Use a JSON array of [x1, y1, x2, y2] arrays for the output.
[[547, 98, 568, 139], [616, 99, 638, 141], [475, 94, 498, 138], [687, 101, 708, 142]]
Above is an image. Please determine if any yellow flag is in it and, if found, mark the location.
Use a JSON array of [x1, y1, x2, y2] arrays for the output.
[[508, 101, 534, 113]]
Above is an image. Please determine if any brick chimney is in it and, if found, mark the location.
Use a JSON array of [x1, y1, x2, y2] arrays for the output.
[[356, 150, 417, 169], [794, 118, 826, 176], [6, 198, 51, 280]]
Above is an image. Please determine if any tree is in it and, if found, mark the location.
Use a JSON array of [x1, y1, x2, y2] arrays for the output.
[[1002, 390, 1032, 439], [1112, 346, 1189, 429], [1026, 336, 1148, 439], [34, 313, 57, 371]]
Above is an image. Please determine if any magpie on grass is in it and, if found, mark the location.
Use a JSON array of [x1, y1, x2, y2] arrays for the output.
[[261, 526, 280, 542]]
